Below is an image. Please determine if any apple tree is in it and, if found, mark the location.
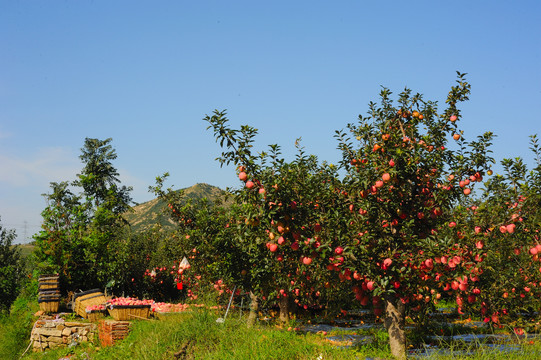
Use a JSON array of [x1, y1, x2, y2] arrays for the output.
[[205, 112, 352, 322], [335, 73, 495, 359], [446, 135, 541, 331]]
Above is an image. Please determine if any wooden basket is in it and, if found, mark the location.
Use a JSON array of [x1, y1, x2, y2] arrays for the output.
[[38, 275, 59, 282], [73, 289, 107, 319], [39, 289, 60, 296], [108, 305, 151, 321], [38, 298, 60, 313], [39, 282, 59, 290], [38, 275, 59, 290], [87, 310, 107, 322]]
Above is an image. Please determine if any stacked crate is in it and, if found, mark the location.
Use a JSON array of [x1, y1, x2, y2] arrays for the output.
[[98, 320, 131, 347], [38, 275, 60, 313]]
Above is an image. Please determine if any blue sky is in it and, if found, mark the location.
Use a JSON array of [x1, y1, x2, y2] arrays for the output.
[[1, 1, 540, 243]]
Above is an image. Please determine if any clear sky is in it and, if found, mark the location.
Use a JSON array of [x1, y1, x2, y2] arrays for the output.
[[1, 1, 540, 243]]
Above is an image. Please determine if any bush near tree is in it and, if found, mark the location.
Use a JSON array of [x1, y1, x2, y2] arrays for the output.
[[0, 218, 26, 312]]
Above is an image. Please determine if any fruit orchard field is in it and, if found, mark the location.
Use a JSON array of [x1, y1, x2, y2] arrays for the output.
[[28, 74, 541, 360]]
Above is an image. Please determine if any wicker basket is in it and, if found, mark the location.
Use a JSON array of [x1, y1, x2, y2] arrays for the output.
[[38, 296, 60, 313], [73, 289, 107, 319], [87, 310, 107, 322], [38, 275, 59, 290], [108, 305, 151, 321]]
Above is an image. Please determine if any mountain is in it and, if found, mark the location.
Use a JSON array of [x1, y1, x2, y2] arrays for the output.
[[124, 183, 231, 232]]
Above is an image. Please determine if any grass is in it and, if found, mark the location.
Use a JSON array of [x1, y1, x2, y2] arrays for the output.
[[16, 244, 35, 260], [19, 309, 359, 360], [0, 292, 39, 360], [2, 296, 541, 360]]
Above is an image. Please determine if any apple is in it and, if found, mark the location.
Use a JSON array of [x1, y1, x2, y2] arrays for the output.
[[506, 224, 516, 234], [238, 172, 248, 181], [366, 281, 375, 291]]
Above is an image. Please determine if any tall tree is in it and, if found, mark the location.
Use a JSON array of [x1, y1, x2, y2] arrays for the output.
[[34, 138, 133, 291], [74, 137, 132, 214]]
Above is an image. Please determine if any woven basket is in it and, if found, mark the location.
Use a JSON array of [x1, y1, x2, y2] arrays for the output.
[[39, 282, 60, 290], [73, 289, 107, 319], [38, 298, 60, 313], [38, 275, 59, 290], [108, 305, 151, 321], [87, 310, 107, 322], [39, 289, 60, 296]]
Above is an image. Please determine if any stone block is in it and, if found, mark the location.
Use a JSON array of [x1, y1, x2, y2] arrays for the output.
[[48, 336, 63, 344], [35, 328, 62, 337], [65, 322, 86, 327]]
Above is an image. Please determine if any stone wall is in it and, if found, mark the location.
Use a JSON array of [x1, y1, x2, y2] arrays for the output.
[[31, 319, 97, 352]]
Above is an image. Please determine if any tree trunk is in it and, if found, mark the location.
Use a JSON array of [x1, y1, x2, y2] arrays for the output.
[[247, 291, 259, 328], [278, 295, 290, 323], [384, 293, 407, 360]]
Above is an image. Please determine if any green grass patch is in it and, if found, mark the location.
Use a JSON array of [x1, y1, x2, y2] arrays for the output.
[[0, 292, 39, 359], [21, 309, 359, 360], [4, 299, 541, 360]]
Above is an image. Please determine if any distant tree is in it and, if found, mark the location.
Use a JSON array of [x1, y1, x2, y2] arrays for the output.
[[0, 218, 25, 312]]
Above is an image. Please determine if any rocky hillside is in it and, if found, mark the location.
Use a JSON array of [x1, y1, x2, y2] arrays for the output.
[[124, 183, 230, 232]]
